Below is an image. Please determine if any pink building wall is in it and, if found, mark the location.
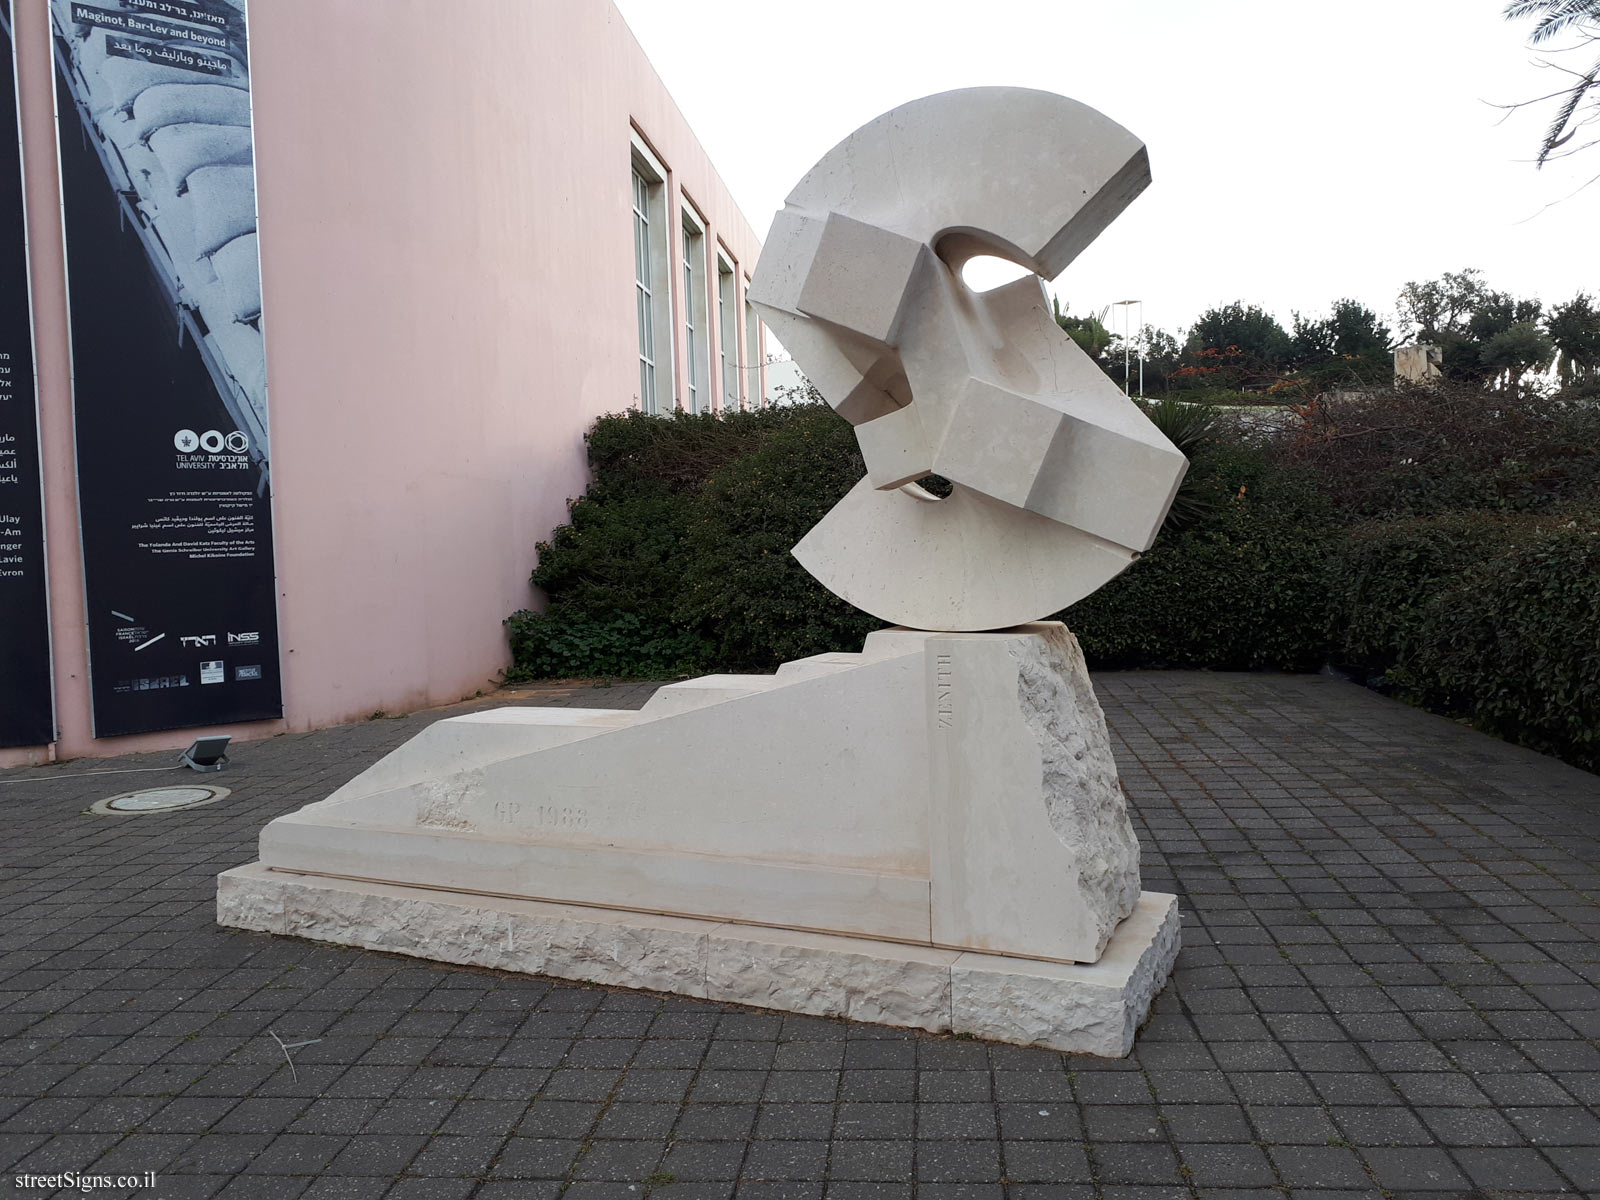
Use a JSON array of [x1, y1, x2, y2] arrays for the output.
[[4, 0, 765, 766]]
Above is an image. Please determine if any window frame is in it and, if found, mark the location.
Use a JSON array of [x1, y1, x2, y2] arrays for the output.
[[717, 250, 740, 415], [630, 135, 674, 414], [680, 198, 710, 415], [745, 283, 762, 409]]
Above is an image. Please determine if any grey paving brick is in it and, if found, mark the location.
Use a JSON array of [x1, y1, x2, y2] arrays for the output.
[[659, 1138, 745, 1180], [488, 1135, 583, 1179], [674, 1101, 758, 1140], [570, 1137, 664, 1181], [827, 1139, 913, 1182], [1091, 1141, 1184, 1185], [755, 1102, 834, 1140], [246, 1133, 349, 1176], [472, 1184, 561, 1200], [402, 1132, 504, 1176], [743, 1139, 828, 1181], [384, 1180, 474, 1200], [1000, 1140, 1092, 1183], [1452, 1145, 1573, 1191], [994, 1103, 1079, 1141], [1176, 1142, 1277, 1187], [214, 1177, 310, 1200], [3, 673, 1597, 1197], [324, 1134, 425, 1177], [1358, 1146, 1470, 1191]]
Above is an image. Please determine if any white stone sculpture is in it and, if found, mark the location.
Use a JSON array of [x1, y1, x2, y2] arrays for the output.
[[222, 626, 1178, 1053], [219, 89, 1182, 1055], [749, 87, 1187, 631]]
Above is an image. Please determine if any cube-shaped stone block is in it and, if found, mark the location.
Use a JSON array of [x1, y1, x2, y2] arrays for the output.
[[856, 403, 935, 490], [932, 376, 1062, 510], [795, 211, 929, 345], [1026, 412, 1187, 552]]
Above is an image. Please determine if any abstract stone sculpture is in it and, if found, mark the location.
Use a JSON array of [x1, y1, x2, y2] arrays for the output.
[[219, 89, 1183, 1055], [749, 88, 1187, 631]]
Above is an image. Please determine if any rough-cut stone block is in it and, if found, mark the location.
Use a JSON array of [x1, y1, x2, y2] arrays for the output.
[[233, 867, 712, 997], [217, 864, 1177, 1056], [927, 628, 1138, 963], [705, 925, 958, 1031], [215, 867, 284, 934], [951, 891, 1181, 1056]]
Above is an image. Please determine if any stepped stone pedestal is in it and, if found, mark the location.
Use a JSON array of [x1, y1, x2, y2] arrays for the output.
[[219, 624, 1178, 1055]]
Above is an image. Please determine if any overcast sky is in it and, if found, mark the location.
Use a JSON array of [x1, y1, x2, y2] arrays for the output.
[[612, 0, 1596, 344]]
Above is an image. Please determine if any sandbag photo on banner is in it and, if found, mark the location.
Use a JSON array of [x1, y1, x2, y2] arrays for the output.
[[50, 0, 281, 737]]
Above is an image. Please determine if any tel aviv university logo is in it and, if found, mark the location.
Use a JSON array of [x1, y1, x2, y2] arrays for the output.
[[174, 429, 249, 454]]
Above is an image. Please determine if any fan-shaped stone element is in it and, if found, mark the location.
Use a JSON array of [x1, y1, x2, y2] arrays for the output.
[[749, 88, 1188, 632]]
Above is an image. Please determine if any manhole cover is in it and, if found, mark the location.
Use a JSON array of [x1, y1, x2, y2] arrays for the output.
[[89, 785, 230, 815]]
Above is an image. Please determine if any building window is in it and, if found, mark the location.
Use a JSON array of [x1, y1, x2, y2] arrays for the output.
[[718, 255, 740, 414], [745, 291, 761, 408], [681, 203, 709, 414], [631, 139, 673, 413]]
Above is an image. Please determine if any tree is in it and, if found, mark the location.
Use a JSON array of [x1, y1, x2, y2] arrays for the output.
[[1480, 321, 1555, 389], [1188, 302, 1293, 371], [1397, 270, 1548, 388], [1290, 300, 1394, 387], [1546, 292, 1600, 384], [1291, 299, 1391, 365], [1322, 299, 1394, 360], [1131, 325, 1184, 393], [1397, 269, 1488, 343], [1052, 297, 1113, 365], [1504, 0, 1600, 168]]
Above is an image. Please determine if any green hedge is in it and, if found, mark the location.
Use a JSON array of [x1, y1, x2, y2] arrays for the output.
[[674, 405, 881, 670], [1065, 445, 1337, 671], [508, 409, 1338, 678], [1327, 514, 1600, 772], [507, 403, 1598, 774], [1325, 512, 1528, 676], [506, 405, 874, 681]]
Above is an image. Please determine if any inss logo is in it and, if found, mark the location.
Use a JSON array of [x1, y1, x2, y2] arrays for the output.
[[174, 429, 249, 453]]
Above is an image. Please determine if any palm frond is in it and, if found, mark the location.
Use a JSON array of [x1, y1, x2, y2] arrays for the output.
[[1506, 0, 1600, 45], [1538, 61, 1600, 164]]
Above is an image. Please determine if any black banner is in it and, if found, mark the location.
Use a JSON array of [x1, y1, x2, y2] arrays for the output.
[[52, 0, 280, 737], [0, 0, 56, 749]]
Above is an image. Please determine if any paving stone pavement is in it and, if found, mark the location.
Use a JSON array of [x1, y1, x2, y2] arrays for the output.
[[2, 671, 1598, 1200]]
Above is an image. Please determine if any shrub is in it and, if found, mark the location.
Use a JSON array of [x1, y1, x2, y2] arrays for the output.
[[1064, 445, 1336, 671], [1276, 382, 1600, 519], [674, 404, 883, 669], [1323, 511, 1600, 772], [507, 399, 1598, 776], [504, 611, 712, 681], [582, 407, 787, 496], [1402, 520, 1600, 772], [507, 402, 880, 680], [506, 409, 797, 680], [1324, 512, 1537, 676], [528, 491, 696, 626]]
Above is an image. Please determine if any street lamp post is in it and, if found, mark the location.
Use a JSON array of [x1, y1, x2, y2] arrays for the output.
[[1112, 299, 1142, 398], [1137, 300, 1144, 397]]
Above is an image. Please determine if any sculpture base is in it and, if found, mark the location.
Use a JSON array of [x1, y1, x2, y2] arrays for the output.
[[218, 864, 1178, 1057]]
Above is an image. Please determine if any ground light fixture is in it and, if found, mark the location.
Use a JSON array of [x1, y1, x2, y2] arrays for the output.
[[180, 735, 231, 772]]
